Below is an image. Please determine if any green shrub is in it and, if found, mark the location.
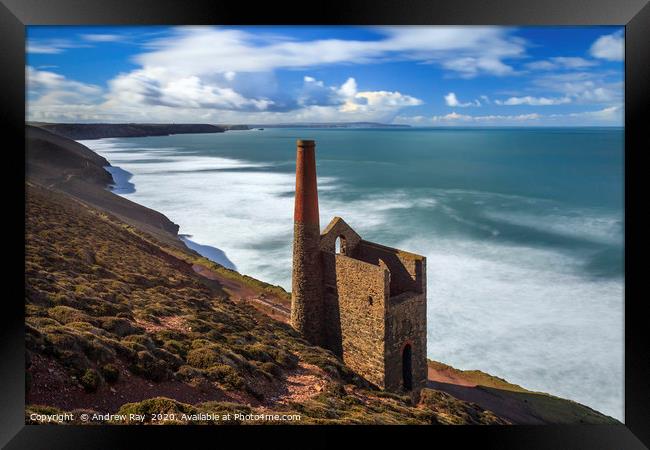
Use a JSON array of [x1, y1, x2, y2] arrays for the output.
[[99, 317, 141, 337], [117, 397, 196, 423], [190, 339, 212, 349], [129, 350, 169, 382], [81, 368, 100, 392], [48, 306, 90, 325], [272, 349, 299, 370], [260, 361, 282, 378], [80, 337, 113, 363], [175, 365, 203, 381], [100, 363, 119, 383], [245, 382, 265, 401], [204, 364, 245, 390], [25, 405, 65, 424], [122, 334, 155, 351], [57, 349, 91, 375], [51, 291, 73, 304], [237, 343, 273, 363], [186, 345, 223, 369], [163, 339, 186, 357]]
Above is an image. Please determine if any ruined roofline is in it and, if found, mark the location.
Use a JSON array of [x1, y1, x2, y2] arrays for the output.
[[358, 239, 426, 261], [319, 216, 425, 262], [330, 251, 388, 273], [320, 216, 359, 237]]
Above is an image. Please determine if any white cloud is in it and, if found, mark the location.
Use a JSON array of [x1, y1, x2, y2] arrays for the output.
[[552, 105, 623, 122], [81, 34, 123, 42], [105, 68, 273, 111], [431, 111, 541, 123], [495, 95, 571, 106], [27, 64, 423, 124], [590, 31, 624, 61], [27, 66, 102, 98], [420, 106, 623, 126], [394, 114, 427, 124], [132, 26, 525, 79], [300, 76, 423, 119], [26, 44, 64, 55], [26, 66, 106, 122], [338, 77, 358, 98], [526, 57, 597, 71], [442, 56, 516, 78], [26, 39, 89, 54], [345, 89, 422, 111], [393, 105, 622, 126], [444, 92, 480, 107], [532, 72, 623, 104], [27, 34, 126, 54]]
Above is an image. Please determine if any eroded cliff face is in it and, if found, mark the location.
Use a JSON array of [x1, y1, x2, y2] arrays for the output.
[[26, 125, 181, 245]]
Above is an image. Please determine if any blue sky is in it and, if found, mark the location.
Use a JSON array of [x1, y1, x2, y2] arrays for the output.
[[26, 26, 624, 126]]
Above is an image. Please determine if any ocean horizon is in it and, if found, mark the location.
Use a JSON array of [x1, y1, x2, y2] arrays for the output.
[[81, 126, 624, 420]]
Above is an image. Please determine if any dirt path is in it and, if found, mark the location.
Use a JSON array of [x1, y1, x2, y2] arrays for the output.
[[262, 363, 328, 405], [191, 263, 290, 322], [427, 365, 477, 387]]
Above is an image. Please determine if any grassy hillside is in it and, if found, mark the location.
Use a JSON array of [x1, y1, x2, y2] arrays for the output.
[[427, 362, 617, 424], [24, 125, 616, 425]]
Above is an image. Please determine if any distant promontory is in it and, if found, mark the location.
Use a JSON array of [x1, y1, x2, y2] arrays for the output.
[[252, 122, 411, 129], [28, 123, 247, 140], [28, 121, 409, 141]]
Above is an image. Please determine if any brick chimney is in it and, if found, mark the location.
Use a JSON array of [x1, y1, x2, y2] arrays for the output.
[[290, 139, 324, 345]]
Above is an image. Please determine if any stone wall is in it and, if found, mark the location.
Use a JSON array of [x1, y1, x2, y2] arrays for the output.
[[384, 292, 428, 394], [356, 241, 425, 296], [331, 254, 389, 388], [320, 217, 362, 256]]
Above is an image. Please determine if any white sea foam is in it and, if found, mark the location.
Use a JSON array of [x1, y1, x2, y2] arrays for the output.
[[483, 210, 623, 245], [405, 236, 623, 421], [84, 137, 624, 421]]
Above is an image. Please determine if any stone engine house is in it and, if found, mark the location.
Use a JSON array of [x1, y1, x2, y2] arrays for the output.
[[291, 139, 427, 394]]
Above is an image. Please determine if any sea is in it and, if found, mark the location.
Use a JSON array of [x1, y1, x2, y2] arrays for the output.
[[80, 127, 624, 421]]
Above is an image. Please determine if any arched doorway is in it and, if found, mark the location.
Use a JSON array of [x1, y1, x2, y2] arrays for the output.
[[402, 343, 413, 391]]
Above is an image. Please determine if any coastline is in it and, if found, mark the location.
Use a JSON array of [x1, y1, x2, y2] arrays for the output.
[[102, 157, 240, 273]]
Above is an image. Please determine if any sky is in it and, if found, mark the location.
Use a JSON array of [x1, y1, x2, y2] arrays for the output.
[[26, 26, 624, 126]]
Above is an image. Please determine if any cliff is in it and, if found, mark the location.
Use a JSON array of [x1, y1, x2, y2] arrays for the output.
[[24, 126, 617, 425], [28, 122, 234, 140], [27, 125, 182, 248]]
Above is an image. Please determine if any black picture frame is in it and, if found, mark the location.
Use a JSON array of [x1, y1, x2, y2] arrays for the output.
[[2, 0, 648, 448]]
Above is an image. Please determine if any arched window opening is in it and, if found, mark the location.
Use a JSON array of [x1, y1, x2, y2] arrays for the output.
[[335, 235, 347, 255], [402, 344, 413, 391]]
